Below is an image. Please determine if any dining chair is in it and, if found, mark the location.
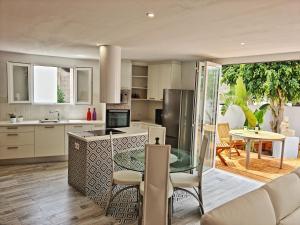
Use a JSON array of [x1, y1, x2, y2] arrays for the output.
[[217, 123, 245, 159], [170, 134, 209, 216], [106, 132, 143, 216], [138, 144, 173, 225], [148, 126, 166, 144]]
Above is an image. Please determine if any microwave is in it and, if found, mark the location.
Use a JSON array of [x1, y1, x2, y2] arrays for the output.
[[106, 109, 130, 128]]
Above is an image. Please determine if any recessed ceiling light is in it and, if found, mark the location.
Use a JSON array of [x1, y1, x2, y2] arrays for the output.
[[146, 12, 155, 18], [240, 42, 246, 46]]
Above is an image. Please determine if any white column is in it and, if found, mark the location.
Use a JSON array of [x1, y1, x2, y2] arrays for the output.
[[99, 45, 121, 103]]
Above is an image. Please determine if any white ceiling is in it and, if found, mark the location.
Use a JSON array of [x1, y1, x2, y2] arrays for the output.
[[0, 0, 300, 61]]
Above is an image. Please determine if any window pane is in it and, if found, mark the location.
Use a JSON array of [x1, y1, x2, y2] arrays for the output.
[[57, 67, 73, 103], [33, 66, 57, 104], [77, 70, 89, 102], [13, 65, 29, 101]]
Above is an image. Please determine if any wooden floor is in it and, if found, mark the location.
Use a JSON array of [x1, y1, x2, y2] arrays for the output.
[[0, 162, 262, 225], [216, 150, 300, 183]]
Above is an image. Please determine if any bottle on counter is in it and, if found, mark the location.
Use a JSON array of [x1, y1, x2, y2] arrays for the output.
[[92, 108, 97, 121], [87, 108, 92, 121]]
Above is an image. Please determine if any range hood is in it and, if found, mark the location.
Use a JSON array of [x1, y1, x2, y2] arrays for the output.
[[99, 45, 121, 103]]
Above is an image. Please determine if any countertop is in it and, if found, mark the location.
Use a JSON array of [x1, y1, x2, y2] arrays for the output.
[[68, 127, 148, 142], [0, 120, 105, 127]]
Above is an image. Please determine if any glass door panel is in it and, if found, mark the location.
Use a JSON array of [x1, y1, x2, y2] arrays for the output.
[[194, 62, 221, 171]]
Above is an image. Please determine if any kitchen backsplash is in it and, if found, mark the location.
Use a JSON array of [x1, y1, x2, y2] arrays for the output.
[[0, 102, 105, 121]]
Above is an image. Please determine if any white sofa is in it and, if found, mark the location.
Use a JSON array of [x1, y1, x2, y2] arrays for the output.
[[201, 168, 300, 225]]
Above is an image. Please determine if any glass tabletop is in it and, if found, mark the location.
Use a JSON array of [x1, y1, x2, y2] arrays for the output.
[[114, 147, 196, 173]]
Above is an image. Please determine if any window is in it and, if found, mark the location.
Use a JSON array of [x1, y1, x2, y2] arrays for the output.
[[33, 65, 73, 104]]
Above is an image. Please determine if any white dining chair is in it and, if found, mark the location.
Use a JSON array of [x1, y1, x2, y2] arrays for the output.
[[106, 132, 143, 215], [170, 134, 209, 216], [138, 144, 173, 225], [148, 126, 166, 144]]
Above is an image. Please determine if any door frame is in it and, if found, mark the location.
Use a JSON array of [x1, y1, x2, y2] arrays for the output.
[[193, 61, 221, 171]]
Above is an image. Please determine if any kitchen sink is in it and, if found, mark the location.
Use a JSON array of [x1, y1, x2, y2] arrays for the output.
[[39, 119, 59, 123]]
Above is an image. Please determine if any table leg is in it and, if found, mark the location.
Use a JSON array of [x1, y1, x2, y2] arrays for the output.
[[280, 139, 285, 169], [245, 139, 251, 169], [258, 141, 262, 159]]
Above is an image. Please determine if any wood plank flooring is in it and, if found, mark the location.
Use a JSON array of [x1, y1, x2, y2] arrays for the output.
[[0, 162, 262, 225]]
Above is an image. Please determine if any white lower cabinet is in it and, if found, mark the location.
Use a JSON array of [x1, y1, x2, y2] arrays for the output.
[[0, 126, 34, 159], [0, 145, 34, 159], [35, 125, 65, 157]]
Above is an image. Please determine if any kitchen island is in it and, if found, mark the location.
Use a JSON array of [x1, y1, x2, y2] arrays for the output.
[[68, 127, 148, 209]]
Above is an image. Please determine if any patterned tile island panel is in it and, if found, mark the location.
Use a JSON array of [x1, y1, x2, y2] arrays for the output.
[[68, 134, 148, 209]]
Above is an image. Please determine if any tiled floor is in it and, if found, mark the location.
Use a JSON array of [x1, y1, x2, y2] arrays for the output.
[[0, 162, 262, 225]]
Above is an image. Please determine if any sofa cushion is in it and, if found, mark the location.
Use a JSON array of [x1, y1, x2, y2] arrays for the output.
[[279, 207, 300, 225], [263, 173, 300, 222], [201, 188, 276, 225], [292, 167, 300, 177]]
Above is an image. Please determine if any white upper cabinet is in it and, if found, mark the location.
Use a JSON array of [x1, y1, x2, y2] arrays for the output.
[[121, 60, 132, 89], [147, 62, 182, 101], [74, 67, 92, 105], [7, 62, 32, 103]]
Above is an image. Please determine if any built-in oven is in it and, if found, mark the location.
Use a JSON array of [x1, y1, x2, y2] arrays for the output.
[[106, 109, 130, 128]]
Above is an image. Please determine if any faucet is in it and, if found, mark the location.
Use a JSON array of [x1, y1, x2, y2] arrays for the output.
[[49, 110, 60, 121]]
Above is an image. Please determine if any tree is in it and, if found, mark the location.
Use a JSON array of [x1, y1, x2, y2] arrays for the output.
[[222, 61, 300, 133], [221, 77, 269, 128], [57, 86, 65, 103]]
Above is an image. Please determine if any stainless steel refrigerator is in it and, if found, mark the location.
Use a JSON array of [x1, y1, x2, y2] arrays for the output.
[[162, 89, 194, 153]]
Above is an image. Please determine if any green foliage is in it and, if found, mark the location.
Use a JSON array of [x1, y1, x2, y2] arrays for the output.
[[221, 77, 258, 128], [57, 86, 65, 103], [222, 61, 300, 103]]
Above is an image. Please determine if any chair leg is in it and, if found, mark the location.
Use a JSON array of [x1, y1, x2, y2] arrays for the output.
[[105, 184, 116, 216], [138, 195, 143, 225], [136, 185, 139, 219], [217, 149, 228, 166], [235, 147, 241, 156], [198, 187, 204, 216], [168, 197, 172, 225]]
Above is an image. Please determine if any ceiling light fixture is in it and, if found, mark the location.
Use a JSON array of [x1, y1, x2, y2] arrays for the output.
[[240, 42, 246, 46], [146, 12, 155, 18]]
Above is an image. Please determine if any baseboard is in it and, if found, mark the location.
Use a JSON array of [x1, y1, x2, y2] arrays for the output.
[[0, 155, 68, 165]]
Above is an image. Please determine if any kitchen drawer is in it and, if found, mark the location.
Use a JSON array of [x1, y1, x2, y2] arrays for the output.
[[0, 145, 34, 159], [0, 126, 34, 133], [65, 124, 92, 132], [0, 132, 34, 146], [35, 125, 65, 157]]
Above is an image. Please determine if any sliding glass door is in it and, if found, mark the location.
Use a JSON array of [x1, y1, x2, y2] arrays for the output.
[[194, 62, 221, 171]]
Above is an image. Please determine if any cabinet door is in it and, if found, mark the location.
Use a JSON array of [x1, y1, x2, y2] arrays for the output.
[[170, 63, 182, 89], [35, 125, 65, 157], [147, 65, 159, 100], [121, 60, 132, 89], [7, 62, 32, 103], [157, 64, 172, 101], [74, 67, 92, 105]]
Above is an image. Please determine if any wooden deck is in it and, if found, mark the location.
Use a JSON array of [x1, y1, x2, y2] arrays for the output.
[[216, 150, 300, 183], [0, 162, 262, 225]]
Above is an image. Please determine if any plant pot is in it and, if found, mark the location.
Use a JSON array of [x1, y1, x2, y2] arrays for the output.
[[17, 117, 24, 122], [10, 118, 17, 123]]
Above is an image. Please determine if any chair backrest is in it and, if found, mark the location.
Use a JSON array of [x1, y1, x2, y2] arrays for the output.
[[143, 144, 171, 225], [198, 134, 209, 181], [148, 126, 166, 144], [217, 123, 230, 142]]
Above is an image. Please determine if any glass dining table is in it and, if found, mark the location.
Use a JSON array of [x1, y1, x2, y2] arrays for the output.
[[114, 147, 196, 173]]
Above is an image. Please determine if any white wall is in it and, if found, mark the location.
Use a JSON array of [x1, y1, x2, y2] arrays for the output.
[[0, 51, 106, 121], [218, 105, 300, 137]]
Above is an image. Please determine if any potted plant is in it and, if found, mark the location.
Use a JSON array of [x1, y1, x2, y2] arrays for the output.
[[17, 115, 24, 122], [9, 113, 17, 123]]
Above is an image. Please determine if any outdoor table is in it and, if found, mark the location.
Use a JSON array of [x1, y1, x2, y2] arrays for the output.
[[230, 129, 286, 169]]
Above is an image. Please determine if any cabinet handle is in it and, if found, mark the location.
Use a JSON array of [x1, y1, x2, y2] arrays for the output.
[[7, 133, 18, 136], [44, 126, 55, 128], [149, 98, 155, 100], [7, 146, 19, 150], [7, 127, 18, 130], [73, 125, 83, 128]]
